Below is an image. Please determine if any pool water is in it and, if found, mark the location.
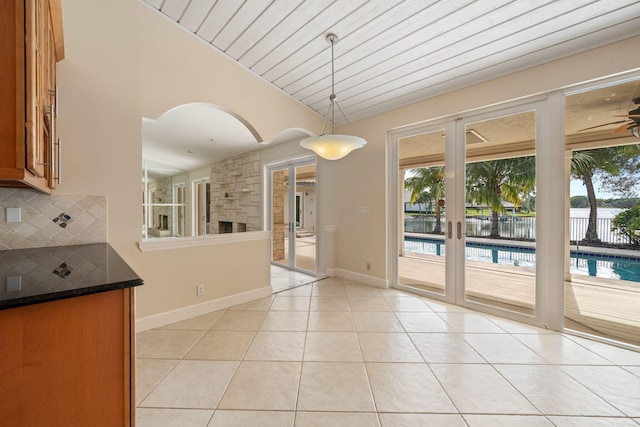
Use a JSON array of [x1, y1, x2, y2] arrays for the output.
[[404, 236, 640, 283]]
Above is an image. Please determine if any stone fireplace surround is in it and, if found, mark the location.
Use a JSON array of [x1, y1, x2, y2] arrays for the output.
[[210, 151, 261, 234], [218, 221, 247, 233]]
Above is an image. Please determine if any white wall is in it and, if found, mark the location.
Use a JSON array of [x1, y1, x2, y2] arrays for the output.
[[55, 0, 322, 321]]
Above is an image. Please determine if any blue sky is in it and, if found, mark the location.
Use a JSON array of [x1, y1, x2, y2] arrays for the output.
[[570, 178, 614, 199]]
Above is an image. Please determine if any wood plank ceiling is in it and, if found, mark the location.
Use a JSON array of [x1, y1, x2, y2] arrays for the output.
[[140, 0, 640, 125]]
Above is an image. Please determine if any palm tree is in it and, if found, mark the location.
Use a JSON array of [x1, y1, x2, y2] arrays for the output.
[[466, 156, 536, 238], [405, 166, 446, 234], [571, 145, 640, 243]]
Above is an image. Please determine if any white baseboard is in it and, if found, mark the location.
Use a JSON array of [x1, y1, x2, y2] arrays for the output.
[[136, 286, 272, 332], [330, 268, 389, 289]]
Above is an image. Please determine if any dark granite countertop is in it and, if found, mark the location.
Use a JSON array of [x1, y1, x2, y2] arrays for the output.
[[0, 243, 143, 310]]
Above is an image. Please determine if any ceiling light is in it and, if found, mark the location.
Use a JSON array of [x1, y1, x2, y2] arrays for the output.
[[300, 33, 366, 160], [466, 129, 489, 144], [632, 125, 640, 139]]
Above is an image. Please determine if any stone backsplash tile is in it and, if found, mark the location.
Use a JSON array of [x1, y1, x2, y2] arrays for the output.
[[0, 189, 107, 250]]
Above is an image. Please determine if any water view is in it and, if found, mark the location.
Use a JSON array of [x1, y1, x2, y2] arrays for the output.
[[405, 208, 627, 244], [404, 236, 640, 283]]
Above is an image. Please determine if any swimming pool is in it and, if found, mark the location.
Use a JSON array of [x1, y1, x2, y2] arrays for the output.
[[404, 236, 640, 283]]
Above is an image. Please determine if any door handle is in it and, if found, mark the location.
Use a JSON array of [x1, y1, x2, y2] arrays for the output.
[[447, 221, 452, 239], [55, 138, 61, 184], [456, 221, 463, 240]]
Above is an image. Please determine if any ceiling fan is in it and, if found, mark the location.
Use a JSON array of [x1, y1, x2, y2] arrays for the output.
[[577, 97, 640, 138]]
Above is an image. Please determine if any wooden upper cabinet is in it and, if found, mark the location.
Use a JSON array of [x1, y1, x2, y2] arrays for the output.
[[0, 0, 63, 193]]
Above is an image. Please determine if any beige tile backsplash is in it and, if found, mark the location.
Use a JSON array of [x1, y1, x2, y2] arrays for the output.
[[0, 189, 106, 249]]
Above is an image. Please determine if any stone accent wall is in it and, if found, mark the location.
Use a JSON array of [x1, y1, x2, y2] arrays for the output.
[[210, 151, 261, 234], [271, 170, 285, 262], [0, 188, 107, 249]]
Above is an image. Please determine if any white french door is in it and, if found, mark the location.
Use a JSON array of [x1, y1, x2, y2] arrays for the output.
[[397, 121, 456, 302], [455, 103, 542, 324], [267, 157, 317, 274], [172, 183, 186, 237], [394, 99, 560, 327], [193, 178, 210, 236]]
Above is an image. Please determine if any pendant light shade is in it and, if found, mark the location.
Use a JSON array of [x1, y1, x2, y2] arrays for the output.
[[300, 33, 366, 160], [300, 134, 366, 160]]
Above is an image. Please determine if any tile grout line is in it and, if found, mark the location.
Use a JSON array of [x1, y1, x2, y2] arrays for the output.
[[135, 271, 640, 425]]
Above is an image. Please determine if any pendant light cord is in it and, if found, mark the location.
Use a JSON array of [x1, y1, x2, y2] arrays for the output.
[[298, 33, 367, 160], [320, 33, 360, 138], [330, 35, 335, 135]]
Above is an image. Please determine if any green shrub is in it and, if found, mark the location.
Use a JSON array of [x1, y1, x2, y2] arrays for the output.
[[611, 205, 640, 245]]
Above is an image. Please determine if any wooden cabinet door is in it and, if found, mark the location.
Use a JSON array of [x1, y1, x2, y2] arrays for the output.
[[24, 0, 44, 178], [0, 0, 62, 192], [25, 0, 56, 181], [45, 10, 57, 188], [0, 290, 133, 427]]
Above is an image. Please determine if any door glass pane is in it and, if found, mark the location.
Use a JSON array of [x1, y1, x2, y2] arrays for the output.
[[194, 179, 210, 236], [564, 80, 640, 346], [398, 129, 447, 295], [294, 164, 316, 272], [464, 111, 537, 315], [197, 183, 203, 235], [271, 167, 289, 266], [205, 182, 210, 233], [174, 183, 185, 237], [142, 160, 188, 239]]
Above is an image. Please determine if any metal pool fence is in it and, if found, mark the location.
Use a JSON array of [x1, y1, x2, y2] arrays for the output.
[[404, 215, 628, 244]]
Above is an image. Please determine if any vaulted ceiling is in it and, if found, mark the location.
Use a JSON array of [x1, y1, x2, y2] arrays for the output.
[[141, 0, 640, 125]]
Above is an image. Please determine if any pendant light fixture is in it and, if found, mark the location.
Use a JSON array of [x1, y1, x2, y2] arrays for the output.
[[300, 33, 366, 160]]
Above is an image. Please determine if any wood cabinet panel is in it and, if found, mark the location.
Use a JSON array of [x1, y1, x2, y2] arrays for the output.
[[0, 311, 24, 425], [0, 0, 63, 193], [0, 0, 21, 171], [0, 289, 133, 427]]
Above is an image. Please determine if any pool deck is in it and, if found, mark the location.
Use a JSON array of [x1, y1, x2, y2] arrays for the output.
[[399, 252, 640, 346]]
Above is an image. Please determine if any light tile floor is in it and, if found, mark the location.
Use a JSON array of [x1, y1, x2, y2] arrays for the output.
[[270, 264, 317, 293], [136, 276, 640, 426]]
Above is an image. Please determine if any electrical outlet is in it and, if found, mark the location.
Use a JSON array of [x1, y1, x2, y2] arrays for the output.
[[366, 262, 371, 271], [196, 284, 205, 296], [6, 275, 22, 292], [6, 208, 21, 223]]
